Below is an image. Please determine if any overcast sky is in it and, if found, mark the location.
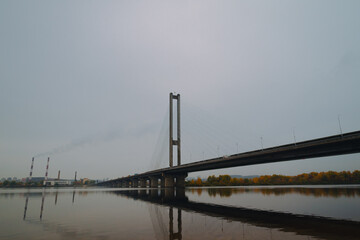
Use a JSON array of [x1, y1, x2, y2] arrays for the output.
[[1, 0, 360, 180]]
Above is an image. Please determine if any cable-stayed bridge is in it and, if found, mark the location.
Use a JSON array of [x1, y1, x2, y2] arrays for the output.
[[99, 93, 360, 188]]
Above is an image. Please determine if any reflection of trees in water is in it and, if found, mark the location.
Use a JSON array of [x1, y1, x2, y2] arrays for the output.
[[203, 187, 360, 198], [258, 187, 360, 198], [207, 188, 233, 197]]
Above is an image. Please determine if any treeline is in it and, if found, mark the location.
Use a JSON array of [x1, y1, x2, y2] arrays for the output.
[[0, 180, 25, 187], [200, 187, 360, 198], [186, 170, 360, 186]]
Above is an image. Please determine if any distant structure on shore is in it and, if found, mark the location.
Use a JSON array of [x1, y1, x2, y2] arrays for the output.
[[25, 177, 74, 186], [0, 157, 104, 187]]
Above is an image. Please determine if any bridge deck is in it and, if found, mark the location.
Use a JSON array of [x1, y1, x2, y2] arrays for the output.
[[106, 130, 360, 183]]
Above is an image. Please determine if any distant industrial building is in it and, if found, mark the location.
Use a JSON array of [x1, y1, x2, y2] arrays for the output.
[[45, 178, 73, 186], [26, 177, 74, 186], [81, 178, 89, 184]]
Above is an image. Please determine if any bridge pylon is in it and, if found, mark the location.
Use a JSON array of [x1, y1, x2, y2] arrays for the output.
[[169, 93, 181, 167]]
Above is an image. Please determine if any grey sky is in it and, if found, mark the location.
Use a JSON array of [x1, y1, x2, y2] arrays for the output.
[[1, 0, 359, 180]]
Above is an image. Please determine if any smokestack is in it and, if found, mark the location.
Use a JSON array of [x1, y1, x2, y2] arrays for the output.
[[43, 157, 50, 186], [75, 171, 77, 182], [58, 170, 60, 180], [28, 157, 34, 183]]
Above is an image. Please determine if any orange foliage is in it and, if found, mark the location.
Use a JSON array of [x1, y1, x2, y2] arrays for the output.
[[186, 170, 360, 186]]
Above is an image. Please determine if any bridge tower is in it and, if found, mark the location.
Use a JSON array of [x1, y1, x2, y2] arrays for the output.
[[169, 93, 181, 167]]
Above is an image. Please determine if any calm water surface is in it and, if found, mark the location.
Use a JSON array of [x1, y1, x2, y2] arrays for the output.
[[1, 185, 359, 240]]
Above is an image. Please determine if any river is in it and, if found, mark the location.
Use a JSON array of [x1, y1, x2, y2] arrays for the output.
[[1, 185, 359, 240]]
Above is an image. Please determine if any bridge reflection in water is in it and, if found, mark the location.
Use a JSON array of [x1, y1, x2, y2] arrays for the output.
[[19, 188, 360, 240], [112, 188, 360, 240]]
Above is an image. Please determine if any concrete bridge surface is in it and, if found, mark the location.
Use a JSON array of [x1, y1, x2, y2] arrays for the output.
[[99, 130, 360, 188]]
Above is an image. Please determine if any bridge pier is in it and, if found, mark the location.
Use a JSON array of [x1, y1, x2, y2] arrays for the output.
[[132, 179, 138, 188], [163, 174, 175, 188], [158, 173, 187, 188], [139, 179, 147, 188], [175, 174, 187, 188], [150, 177, 158, 188], [161, 177, 165, 188]]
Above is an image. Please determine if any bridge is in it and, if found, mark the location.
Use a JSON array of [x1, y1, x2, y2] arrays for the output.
[[99, 93, 360, 188]]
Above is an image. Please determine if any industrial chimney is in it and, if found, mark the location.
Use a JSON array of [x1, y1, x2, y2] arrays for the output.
[[43, 157, 50, 186], [58, 170, 60, 180], [28, 157, 34, 183]]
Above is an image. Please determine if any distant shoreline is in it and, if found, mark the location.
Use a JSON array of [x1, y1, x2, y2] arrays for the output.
[[0, 185, 93, 188], [1, 183, 360, 189], [186, 170, 360, 187], [2, 170, 359, 188]]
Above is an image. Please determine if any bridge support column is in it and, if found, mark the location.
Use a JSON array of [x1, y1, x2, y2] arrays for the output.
[[161, 177, 165, 188], [139, 179, 147, 188], [132, 179, 138, 188], [150, 177, 158, 188], [175, 173, 187, 188], [163, 175, 174, 188]]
